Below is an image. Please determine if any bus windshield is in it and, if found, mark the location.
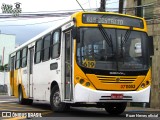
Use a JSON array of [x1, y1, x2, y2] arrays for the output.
[[76, 27, 149, 71]]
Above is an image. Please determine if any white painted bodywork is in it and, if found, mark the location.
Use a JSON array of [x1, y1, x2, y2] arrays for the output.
[[74, 83, 150, 103]]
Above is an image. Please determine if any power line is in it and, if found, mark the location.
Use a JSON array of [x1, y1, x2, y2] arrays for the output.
[[88, 0, 91, 9], [75, 0, 85, 12], [106, 1, 119, 5], [0, 12, 74, 18], [0, 7, 99, 19], [0, 18, 66, 26]]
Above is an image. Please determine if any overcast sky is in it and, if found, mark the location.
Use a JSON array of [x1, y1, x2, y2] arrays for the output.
[[0, 0, 119, 45]]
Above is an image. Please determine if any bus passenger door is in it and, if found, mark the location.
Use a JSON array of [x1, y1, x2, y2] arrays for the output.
[[28, 47, 34, 98], [64, 30, 73, 101]]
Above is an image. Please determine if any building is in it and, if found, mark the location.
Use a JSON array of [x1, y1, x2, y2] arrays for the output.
[[125, 0, 160, 109], [0, 34, 16, 66]]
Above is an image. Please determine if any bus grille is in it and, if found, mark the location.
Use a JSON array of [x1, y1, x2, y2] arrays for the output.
[[96, 75, 137, 83]]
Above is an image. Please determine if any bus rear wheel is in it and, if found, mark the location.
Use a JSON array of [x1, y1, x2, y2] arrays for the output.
[[18, 86, 33, 105], [18, 86, 25, 104], [104, 102, 127, 115], [50, 85, 69, 112]]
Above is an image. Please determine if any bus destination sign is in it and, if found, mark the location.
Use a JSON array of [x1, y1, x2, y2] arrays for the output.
[[82, 14, 144, 28]]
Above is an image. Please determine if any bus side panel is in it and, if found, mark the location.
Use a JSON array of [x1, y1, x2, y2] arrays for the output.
[[21, 67, 28, 99], [13, 69, 27, 98], [13, 69, 19, 97], [9, 71, 14, 96], [33, 61, 51, 100]]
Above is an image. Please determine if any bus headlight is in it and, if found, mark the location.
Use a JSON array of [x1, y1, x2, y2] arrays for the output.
[[75, 75, 95, 89], [79, 79, 85, 84], [141, 83, 145, 88], [85, 82, 90, 87], [146, 81, 149, 85], [76, 76, 80, 80]]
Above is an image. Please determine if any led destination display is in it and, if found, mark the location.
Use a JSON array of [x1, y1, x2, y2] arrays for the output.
[[82, 13, 144, 28]]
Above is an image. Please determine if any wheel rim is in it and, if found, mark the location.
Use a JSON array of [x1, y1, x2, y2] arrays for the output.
[[53, 91, 61, 107]]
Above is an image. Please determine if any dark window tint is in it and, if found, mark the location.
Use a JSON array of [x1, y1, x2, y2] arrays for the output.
[[15, 51, 21, 69], [42, 35, 51, 61], [22, 47, 27, 68], [11, 56, 15, 70], [51, 31, 60, 59], [35, 39, 42, 64]]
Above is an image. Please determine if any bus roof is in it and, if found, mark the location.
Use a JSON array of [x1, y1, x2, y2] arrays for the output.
[[10, 16, 72, 55], [10, 11, 146, 55]]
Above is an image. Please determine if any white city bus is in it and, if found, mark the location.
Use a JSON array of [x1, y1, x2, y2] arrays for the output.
[[8, 11, 153, 114]]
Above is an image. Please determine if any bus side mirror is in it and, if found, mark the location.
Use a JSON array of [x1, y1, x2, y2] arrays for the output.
[[148, 36, 154, 56], [71, 27, 80, 42], [71, 27, 77, 39]]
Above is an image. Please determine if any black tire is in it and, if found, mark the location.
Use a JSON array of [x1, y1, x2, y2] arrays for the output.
[[105, 102, 127, 115], [25, 99, 33, 105], [50, 85, 69, 112], [18, 86, 26, 104], [18, 86, 33, 105]]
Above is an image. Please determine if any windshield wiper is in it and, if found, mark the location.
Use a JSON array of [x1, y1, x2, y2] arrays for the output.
[[120, 27, 132, 63], [122, 27, 133, 45], [98, 24, 113, 52], [120, 34, 124, 63], [98, 24, 113, 47]]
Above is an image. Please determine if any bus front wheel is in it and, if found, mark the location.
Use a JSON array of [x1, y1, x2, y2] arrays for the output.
[[50, 85, 69, 112], [104, 102, 127, 115]]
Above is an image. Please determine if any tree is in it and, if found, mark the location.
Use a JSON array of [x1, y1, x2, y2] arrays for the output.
[[0, 65, 4, 72], [4, 64, 8, 71], [0, 64, 8, 72]]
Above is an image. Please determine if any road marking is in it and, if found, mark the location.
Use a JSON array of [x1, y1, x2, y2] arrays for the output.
[[0, 101, 14, 103], [0, 102, 52, 114], [41, 111, 53, 116], [8, 103, 17, 104], [2, 116, 26, 120]]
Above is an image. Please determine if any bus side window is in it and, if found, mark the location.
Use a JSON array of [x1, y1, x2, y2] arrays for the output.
[[21, 47, 28, 68], [42, 34, 51, 61], [35, 39, 43, 64], [51, 30, 61, 59], [11, 56, 15, 71], [15, 50, 21, 69], [8, 55, 12, 72]]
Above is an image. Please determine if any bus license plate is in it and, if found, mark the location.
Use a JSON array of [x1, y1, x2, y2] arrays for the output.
[[111, 94, 123, 99]]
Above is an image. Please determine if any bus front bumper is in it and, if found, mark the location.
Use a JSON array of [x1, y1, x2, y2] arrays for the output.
[[74, 83, 150, 103]]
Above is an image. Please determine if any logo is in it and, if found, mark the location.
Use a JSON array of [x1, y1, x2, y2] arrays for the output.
[[109, 72, 125, 75], [1, 2, 22, 16], [115, 77, 121, 82], [2, 112, 12, 117], [1, 112, 42, 118]]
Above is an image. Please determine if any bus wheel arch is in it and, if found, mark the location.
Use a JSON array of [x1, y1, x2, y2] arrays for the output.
[[50, 81, 58, 93], [50, 83, 69, 112]]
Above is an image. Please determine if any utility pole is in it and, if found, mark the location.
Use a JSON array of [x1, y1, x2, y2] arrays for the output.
[[99, 0, 106, 12], [119, 0, 124, 13]]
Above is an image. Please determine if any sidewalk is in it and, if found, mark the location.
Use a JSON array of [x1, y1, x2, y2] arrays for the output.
[[126, 107, 160, 112]]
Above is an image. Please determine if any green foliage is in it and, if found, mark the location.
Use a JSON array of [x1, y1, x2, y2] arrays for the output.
[[0, 65, 4, 71], [4, 64, 8, 71], [0, 64, 8, 72]]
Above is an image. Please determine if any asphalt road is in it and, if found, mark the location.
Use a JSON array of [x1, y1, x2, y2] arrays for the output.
[[0, 95, 160, 120]]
